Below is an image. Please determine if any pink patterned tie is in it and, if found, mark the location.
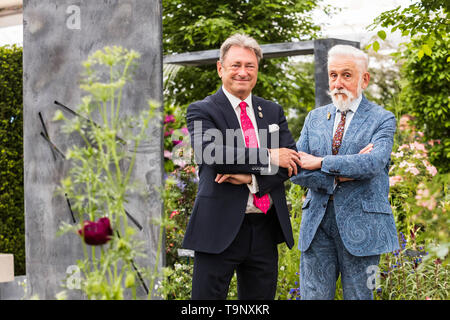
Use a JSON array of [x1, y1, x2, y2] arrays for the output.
[[239, 101, 271, 214]]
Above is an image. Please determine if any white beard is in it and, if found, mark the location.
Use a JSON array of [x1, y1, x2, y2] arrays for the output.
[[328, 78, 364, 112]]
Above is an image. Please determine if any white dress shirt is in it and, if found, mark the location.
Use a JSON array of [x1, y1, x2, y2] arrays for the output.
[[332, 94, 362, 138], [222, 86, 273, 213]]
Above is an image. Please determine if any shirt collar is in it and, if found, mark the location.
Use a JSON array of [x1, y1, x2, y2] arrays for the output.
[[222, 86, 252, 111], [335, 94, 362, 114]]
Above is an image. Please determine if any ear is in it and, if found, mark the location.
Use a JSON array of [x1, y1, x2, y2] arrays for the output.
[[217, 60, 223, 78], [362, 71, 370, 89]]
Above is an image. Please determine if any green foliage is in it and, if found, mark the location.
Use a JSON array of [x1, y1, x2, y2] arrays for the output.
[[0, 45, 25, 276], [369, 0, 450, 173], [55, 46, 161, 299], [399, 34, 450, 173], [163, 0, 324, 135]]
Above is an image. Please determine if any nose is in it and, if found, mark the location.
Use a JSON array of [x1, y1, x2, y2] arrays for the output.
[[237, 66, 248, 77], [334, 75, 344, 90]]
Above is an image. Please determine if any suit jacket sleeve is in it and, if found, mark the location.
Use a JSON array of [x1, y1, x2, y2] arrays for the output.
[[321, 113, 396, 180], [254, 104, 298, 197], [187, 101, 270, 175], [290, 112, 335, 194]]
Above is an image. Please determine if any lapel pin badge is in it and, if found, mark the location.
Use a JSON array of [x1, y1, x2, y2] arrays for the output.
[[258, 111, 263, 118], [327, 112, 331, 120]]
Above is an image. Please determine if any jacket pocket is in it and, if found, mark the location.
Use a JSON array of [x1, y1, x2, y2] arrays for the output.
[[362, 201, 392, 214]]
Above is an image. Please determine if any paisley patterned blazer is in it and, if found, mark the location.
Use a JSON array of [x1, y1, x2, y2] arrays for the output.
[[291, 95, 400, 257]]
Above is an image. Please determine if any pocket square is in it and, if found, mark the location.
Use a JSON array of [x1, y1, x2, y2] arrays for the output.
[[268, 124, 280, 133]]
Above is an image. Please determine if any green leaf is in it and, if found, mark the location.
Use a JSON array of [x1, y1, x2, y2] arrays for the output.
[[373, 41, 380, 52], [422, 44, 432, 57], [377, 30, 387, 40], [417, 49, 424, 60], [365, 43, 372, 51]]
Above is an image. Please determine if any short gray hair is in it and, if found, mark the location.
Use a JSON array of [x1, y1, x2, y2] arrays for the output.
[[328, 45, 369, 73], [219, 33, 263, 64]]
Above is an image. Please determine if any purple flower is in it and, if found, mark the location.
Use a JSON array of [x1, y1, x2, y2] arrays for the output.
[[78, 217, 113, 246], [164, 115, 175, 124], [172, 140, 183, 146]]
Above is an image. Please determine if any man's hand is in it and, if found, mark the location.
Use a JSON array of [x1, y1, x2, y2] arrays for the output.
[[268, 148, 302, 177], [336, 143, 374, 183], [215, 173, 252, 185], [297, 151, 323, 170]]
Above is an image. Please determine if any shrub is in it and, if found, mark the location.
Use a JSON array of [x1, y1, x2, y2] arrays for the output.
[[0, 45, 25, 275]]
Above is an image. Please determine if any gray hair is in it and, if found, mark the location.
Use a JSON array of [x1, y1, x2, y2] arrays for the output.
[[219, 33, 263, 64], [327, 45, 369, 73]]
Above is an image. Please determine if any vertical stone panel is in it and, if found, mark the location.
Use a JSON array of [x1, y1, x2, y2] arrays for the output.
[[23, 0, 163, 299]]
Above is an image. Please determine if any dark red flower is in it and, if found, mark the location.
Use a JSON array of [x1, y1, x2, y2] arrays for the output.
[[78, 217, 113, 245]]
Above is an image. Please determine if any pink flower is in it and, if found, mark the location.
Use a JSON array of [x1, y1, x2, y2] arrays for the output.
[[399, 160, 410, 168], [181, 127, 189, 136], [406, 166, 420, 176], [426, 165, 437, 176], [164, 115, 175, 124], [164, 150, 172, 159], [412, 141, 427, 153], [389, 175, 403, 186], [170, 210, 180, 219], [417, 131, 424, 137], [78, 217, 113, 246], [391, 151, 404, 158], [399, 144, 409, 151], [164, 128, 174, 137]]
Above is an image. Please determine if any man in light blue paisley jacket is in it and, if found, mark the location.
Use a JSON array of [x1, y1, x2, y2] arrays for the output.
[[291, 45, 399, 300]]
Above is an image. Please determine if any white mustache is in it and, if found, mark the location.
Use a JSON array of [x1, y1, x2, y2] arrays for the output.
[[328, 88, 353, 97]]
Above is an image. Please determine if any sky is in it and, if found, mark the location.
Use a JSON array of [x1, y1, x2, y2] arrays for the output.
[[313, 0, 413, 46], [0, 0, 413, 47]]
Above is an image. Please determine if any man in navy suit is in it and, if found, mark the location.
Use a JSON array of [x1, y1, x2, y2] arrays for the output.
[[183, 34, 301, 299], [291, 45, 399, 299]]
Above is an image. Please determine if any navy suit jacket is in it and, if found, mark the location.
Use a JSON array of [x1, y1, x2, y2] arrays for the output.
[[291, 95, 400, 256], [182, 88, 296, 254]]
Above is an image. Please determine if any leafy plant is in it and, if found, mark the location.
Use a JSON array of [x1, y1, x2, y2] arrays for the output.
[[0, 44, 25, 276], [54, 46, 161, 299], [367, 0, 450, 173]]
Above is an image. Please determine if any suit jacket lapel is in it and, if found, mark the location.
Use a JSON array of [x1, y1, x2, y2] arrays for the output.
[[252, 96, 269, 148], [210, 87, 242, 131], [339, 95, 371, 155], [326, 104, 337, 155]]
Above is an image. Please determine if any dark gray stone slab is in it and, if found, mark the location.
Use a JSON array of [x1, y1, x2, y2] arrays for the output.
[[23, 0, 163, 299]]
